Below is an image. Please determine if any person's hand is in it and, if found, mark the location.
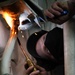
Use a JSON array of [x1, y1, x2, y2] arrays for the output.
[[24, 62, 48, 75], [44, 1, 75, 24]]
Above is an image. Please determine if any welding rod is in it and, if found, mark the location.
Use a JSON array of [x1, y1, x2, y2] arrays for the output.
[[17, 37, 41, 75]]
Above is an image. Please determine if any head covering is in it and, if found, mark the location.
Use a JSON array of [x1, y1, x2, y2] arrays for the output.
[[27, 27, 64, 71], [45, 27, 64, 61]]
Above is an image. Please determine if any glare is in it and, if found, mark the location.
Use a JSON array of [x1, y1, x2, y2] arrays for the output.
[[2, 12, 14, 29]]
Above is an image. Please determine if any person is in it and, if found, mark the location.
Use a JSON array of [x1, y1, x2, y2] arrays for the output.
[[25, 27, 64, 75], [26, 0, 75, 75], [44, 0, 75, 24]]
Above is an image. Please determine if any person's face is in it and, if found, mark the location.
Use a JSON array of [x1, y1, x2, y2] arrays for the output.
[[36, 33, 55, 60]]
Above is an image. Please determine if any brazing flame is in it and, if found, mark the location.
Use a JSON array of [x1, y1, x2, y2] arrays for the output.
[[2, 12, 15, 29], [2, 11, 18, 35]]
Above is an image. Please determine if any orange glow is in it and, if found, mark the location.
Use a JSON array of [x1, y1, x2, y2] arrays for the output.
[[2, 12, 13, 28], [2, 12, 15, 29]]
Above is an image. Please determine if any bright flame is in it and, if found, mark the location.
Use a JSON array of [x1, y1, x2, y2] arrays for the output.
[[2, 12, 14, 29]]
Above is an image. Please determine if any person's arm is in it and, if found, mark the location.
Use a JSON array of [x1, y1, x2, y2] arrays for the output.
[[44, 1, 75, 24], [24, 62, 48, 75]]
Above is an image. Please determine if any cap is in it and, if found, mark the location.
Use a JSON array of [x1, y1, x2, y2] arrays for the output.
[[27, 27, 64, 71]]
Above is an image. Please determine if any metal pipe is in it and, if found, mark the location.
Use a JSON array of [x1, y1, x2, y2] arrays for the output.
[[1, 28, 18, 75], [1, 8, 19, 75], [64, 18, 75, 75]]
